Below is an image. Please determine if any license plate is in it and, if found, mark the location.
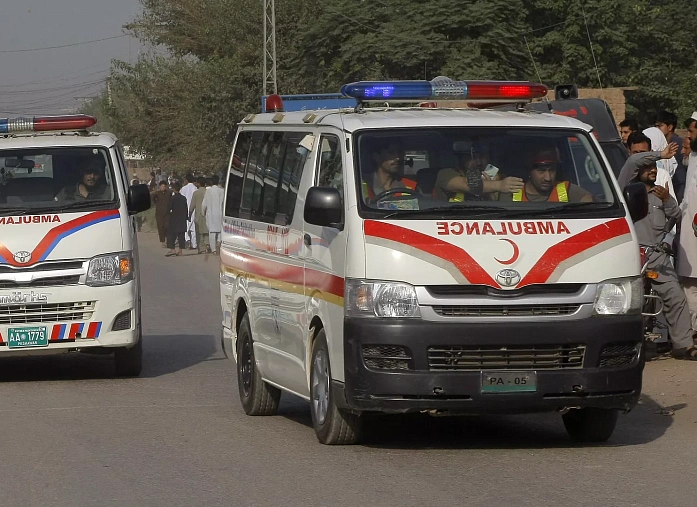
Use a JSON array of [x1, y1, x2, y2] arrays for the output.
[[7, 327, 49, 349], [481, 371, 537, 394]]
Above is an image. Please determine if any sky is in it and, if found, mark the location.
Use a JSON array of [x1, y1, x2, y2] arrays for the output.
[[0, 0, 144, 116]]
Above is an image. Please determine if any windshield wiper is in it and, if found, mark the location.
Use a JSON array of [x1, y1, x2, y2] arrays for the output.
[[525, 202, 615, 214], [382, 205, 510, 219], [44, 200, 117, 212], [0, 208, 29, 216]]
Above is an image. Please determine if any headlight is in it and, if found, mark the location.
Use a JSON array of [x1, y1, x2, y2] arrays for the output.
[[86, 253, 134, 286], [593, 277, 642, 315], [345, 279, 420, 318]]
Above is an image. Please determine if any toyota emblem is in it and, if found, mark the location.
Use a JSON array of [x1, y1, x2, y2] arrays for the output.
[[496, 269, 521, 288], [13, 251, 32, 264]]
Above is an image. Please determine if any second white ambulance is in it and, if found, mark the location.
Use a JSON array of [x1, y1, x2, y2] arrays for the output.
[[219, 79, 649, 444]]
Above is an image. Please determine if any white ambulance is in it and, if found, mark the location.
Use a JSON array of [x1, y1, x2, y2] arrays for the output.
[[218, 80, 649, 444], [0, 115, 151, 375]]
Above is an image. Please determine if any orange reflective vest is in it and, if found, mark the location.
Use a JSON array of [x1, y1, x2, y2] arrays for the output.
[[362, 177, 418, 199], [512, 182, 569, 202]]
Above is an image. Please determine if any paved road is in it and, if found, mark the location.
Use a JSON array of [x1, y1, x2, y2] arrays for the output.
[[1, 232, 696, 507]]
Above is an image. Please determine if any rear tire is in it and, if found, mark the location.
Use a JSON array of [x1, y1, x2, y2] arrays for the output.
[[562, 408, 618, 443], [114, 336, 143, 377], [237, 313, 281, 416], [310, 330, 362, 445]]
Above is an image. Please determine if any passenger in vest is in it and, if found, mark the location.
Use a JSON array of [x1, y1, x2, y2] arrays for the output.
[[433, 142, 524, 202], [508, 148, 593, 203], [361, 140, 418, 201]]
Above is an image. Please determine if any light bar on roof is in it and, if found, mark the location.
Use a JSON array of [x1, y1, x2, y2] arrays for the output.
[[341, 77, 548, 102], [0, 115, 97, 134]]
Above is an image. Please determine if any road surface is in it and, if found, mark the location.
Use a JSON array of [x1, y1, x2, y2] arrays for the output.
[[0, 232, 695, 507]]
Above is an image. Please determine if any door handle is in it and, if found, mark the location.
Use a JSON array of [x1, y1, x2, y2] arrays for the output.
[[304, 234, 312, 247]]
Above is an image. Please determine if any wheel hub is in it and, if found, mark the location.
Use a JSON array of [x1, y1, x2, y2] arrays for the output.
[[312, 349, 330, 425]]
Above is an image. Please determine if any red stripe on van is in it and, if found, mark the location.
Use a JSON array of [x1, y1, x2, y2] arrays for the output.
[[222, 250, 345, 298], [364, 220, 500, 287], [519, 218, 631, 286]]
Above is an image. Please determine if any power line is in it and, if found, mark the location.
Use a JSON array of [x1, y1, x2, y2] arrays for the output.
[[0, 78, 108, 96], [0, 66, 110, 89], [0, 34, 128, 54]]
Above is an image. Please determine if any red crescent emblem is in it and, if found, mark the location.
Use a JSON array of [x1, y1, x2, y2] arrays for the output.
[[495, 238, 520, 265]]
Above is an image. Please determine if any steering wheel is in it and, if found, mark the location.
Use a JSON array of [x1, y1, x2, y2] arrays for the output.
[[585, 156, 600, 183], [372, 187, 423, 203]]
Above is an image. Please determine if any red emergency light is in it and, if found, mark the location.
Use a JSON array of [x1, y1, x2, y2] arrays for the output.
[[265, 94, 284, 113], [0, 114, 97, 134]]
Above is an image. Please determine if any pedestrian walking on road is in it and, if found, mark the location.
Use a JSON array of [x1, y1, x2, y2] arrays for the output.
[[202, 174, 225, 254], [181, 173, 197, 250], [150, 180, 172, 247], [166, 181, 188, 257], [189, 176, 209, 254]]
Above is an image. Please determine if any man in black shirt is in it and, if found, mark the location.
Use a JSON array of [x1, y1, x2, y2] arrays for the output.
[[55, 159, 110, 201]]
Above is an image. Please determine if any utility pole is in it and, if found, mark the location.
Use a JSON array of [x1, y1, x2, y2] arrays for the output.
[[262, 0, 277, 96]]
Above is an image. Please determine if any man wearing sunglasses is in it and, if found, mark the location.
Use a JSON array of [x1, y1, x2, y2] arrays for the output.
[[510, 148, 593, 203]]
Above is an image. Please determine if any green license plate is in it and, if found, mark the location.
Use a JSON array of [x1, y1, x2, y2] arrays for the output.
[[481, 371, 537, 394], [7, 327, 49, 349]]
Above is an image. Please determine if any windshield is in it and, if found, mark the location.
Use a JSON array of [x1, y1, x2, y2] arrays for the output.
[[0, 146, 117, 214], [355, 127, 622, 219]]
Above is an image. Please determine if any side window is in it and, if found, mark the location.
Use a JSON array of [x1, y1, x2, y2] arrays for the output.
[[279, 132, 312, 225], [240, 132, 265, 214], [316, 135, 343, 195], [250, 132, 271, 215], [262, 132, 286, 221], [225, 131, 251, 217]]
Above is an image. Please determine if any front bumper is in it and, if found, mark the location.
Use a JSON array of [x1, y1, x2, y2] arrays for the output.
[[0, 282, 138, 356], [338, 315, 644, 415]]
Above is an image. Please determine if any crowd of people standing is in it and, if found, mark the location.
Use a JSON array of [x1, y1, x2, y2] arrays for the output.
[[619, 110, 697, 360], [145, 171, 225, 257]]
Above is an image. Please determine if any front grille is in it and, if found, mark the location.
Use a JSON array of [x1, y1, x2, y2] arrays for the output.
[[432, 304, 580, 317], [0, 261, 84, 273], [0, 301, 95, 325], [428, 344, 586, 370], [112, 310, 132, 331], [599, 342, 640, 367], [0, 275, 81, 289], [362, 345, 412, 371], [427, 284, 584, 297]]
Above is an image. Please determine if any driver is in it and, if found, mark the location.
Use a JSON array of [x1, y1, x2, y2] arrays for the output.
[[55, 158, 109, 201], [361, 139, 418, 201]]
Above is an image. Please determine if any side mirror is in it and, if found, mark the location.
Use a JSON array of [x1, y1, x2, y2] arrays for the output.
[[128, 183, 151, 214], [304, 187, 343, 228], [623, 182, 648, 223]]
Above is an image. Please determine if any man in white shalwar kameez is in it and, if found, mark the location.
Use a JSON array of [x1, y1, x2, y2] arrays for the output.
[[202, 174, 225, 254], [180, 172, 198, 249], [677, 112, 697, 340]]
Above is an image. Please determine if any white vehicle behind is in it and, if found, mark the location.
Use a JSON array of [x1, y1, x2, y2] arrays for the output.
[[0, 115, 151, 375]]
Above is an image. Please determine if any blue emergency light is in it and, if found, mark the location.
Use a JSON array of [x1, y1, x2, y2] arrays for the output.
[[341, 78, 548, 102]]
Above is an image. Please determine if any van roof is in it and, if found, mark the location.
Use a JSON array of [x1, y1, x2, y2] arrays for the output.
[[240, 107, 594, 133], [0, 131, 119, 150]]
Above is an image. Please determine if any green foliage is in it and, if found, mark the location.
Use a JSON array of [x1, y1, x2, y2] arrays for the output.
[[103, 0, 697, 166]]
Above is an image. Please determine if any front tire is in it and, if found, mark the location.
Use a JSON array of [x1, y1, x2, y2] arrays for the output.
[[236, 313, 281, 416], [562, 408, 618, 443], [114, 336, 143, 377], [310, 330, 362, 445]]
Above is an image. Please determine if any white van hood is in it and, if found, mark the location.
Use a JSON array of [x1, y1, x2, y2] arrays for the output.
[[364, 218, 637, 289], [0, 210, 122, 266]]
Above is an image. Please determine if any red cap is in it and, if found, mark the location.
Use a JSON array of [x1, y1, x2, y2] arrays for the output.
[[531, 149, 559, 164]]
